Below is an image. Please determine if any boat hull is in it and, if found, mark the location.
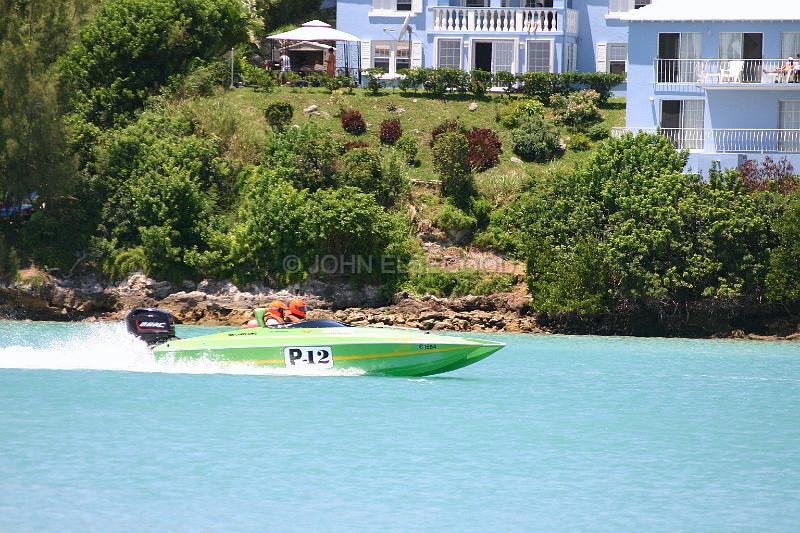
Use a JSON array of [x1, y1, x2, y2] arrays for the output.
[[152, 326, 504, 377]]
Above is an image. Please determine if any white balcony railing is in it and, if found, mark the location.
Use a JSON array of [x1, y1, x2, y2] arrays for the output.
[[612, 128, 800, 153], [654, 59, 800, 85], [431, 7, 567, 33]]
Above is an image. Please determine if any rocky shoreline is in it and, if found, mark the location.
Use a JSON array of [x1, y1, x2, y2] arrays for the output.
[[1, 272, 798, 340]]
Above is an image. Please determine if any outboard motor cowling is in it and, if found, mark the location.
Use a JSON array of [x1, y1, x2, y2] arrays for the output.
[[126, 308, 177, 346]]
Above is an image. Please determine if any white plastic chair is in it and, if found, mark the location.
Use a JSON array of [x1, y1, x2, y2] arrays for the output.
[[720, 60, 744, 83]]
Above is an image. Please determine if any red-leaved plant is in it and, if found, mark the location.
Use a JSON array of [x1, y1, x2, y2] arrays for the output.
[[341, 109, 367, 135], [379, 118, 403, 145], [739, 156, 798, 194]]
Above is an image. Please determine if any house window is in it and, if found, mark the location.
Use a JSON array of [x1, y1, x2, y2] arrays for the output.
[[779, 101, 800, 152], [396, 43, 410, 71], [372, 41, 412, 74], [660, 100, 704, 150], [522, 0, 554, 6], [437, 39, 461, 69], [373, 44, 391, 72], [782, 33, 800, 60], [396, 0, 412, 10], [527, 41, 551, 73], [465, 0, 489, 7], [607, 43, 627, 74]]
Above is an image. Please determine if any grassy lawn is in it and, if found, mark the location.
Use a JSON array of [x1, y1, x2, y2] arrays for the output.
[[184, 85, 625, 192]]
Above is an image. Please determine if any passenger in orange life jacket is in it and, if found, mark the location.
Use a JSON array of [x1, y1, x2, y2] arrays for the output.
[[265, 300, 288, 326], [285, 298, 308, 323]]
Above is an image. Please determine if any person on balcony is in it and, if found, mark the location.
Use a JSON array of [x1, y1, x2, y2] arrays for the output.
[[764, 57, 795, 83]]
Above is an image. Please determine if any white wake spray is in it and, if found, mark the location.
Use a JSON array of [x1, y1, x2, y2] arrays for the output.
[[0, 322, 364, 376]]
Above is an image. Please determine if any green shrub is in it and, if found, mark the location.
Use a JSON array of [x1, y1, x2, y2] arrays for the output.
[[470, 69, 492, 97], [430, 120, 460, 147], [766, 191, 800, 302], [422, 68, 469, 97], [516, 72, 573, 103], [236, 52, 274, 91], [511, 114, 561, 163], [551, 90, 602, 129], [365, 68, 384, 95], [381, 152, 412, 206], [520, 133, 775, 313], [568, 133, 591, 151], [432, 131, 476, 208], [498, 98, 546, 129], [60, 0, 249, 127], [579, 72, 626, 102], [0, 235, 20, 280], [493, 71, 516, 94], [215, 173, 311, 284], [305, 187, 417, 285], [394, 134, 418, 164], [517, 72, 624, 103], [435, 203, 477, 243], [102, 246, 147, 281], [264, 101, 294, 132], [262, 123, 340, 190], [337, 148, 408, 207], [404, 269, 514, 298], [469, 195, 493, 230], [399, 68, 427, 92], [587, 123, 611, 141], [173, 60, 229, 97]]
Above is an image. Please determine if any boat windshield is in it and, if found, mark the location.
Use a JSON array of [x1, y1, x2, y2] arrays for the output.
[[281, 320, 350, 329]]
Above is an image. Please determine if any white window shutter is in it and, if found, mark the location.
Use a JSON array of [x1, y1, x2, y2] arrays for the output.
[[411, 42, 422, 68], [361, 40, 372, 70], [596, 43, 607, 72], [412, 0, 422, 13]]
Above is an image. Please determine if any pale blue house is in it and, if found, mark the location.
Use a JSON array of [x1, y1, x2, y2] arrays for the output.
[[335, 0, 649, 83], [618, 0, 800, 173]]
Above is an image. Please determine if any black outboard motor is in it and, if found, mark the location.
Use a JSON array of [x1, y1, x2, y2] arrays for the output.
[[126, 308, 177, 346]]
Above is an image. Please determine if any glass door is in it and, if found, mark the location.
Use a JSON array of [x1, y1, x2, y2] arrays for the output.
[[492, 41, 514, 74], [658, 33, 700, 83]]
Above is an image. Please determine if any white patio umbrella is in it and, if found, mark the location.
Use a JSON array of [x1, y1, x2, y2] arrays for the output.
[[267, 20, 360, 42]]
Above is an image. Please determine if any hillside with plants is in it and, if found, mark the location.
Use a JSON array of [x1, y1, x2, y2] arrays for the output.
[[1, 0, 800, 336]]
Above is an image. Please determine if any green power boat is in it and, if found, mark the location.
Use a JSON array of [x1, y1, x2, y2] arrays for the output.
[[126, 308, 504, 377]]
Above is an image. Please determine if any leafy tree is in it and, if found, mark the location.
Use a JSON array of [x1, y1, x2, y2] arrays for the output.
[[766, 191, 800, 303], [432, 131, 475, 209], [256, 0, 326, 33], [61, 0, 248, 127], [518, 133, 775, 313], [262, 123, 340, 191], [337, 148, 408, 208], [0, 0, 77, 204]]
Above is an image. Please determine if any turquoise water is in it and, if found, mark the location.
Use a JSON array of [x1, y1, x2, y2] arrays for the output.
[[1, 321, 799, 531]]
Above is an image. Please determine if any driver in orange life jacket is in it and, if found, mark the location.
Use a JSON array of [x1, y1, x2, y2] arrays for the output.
[[285, 298, 308, 323]]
